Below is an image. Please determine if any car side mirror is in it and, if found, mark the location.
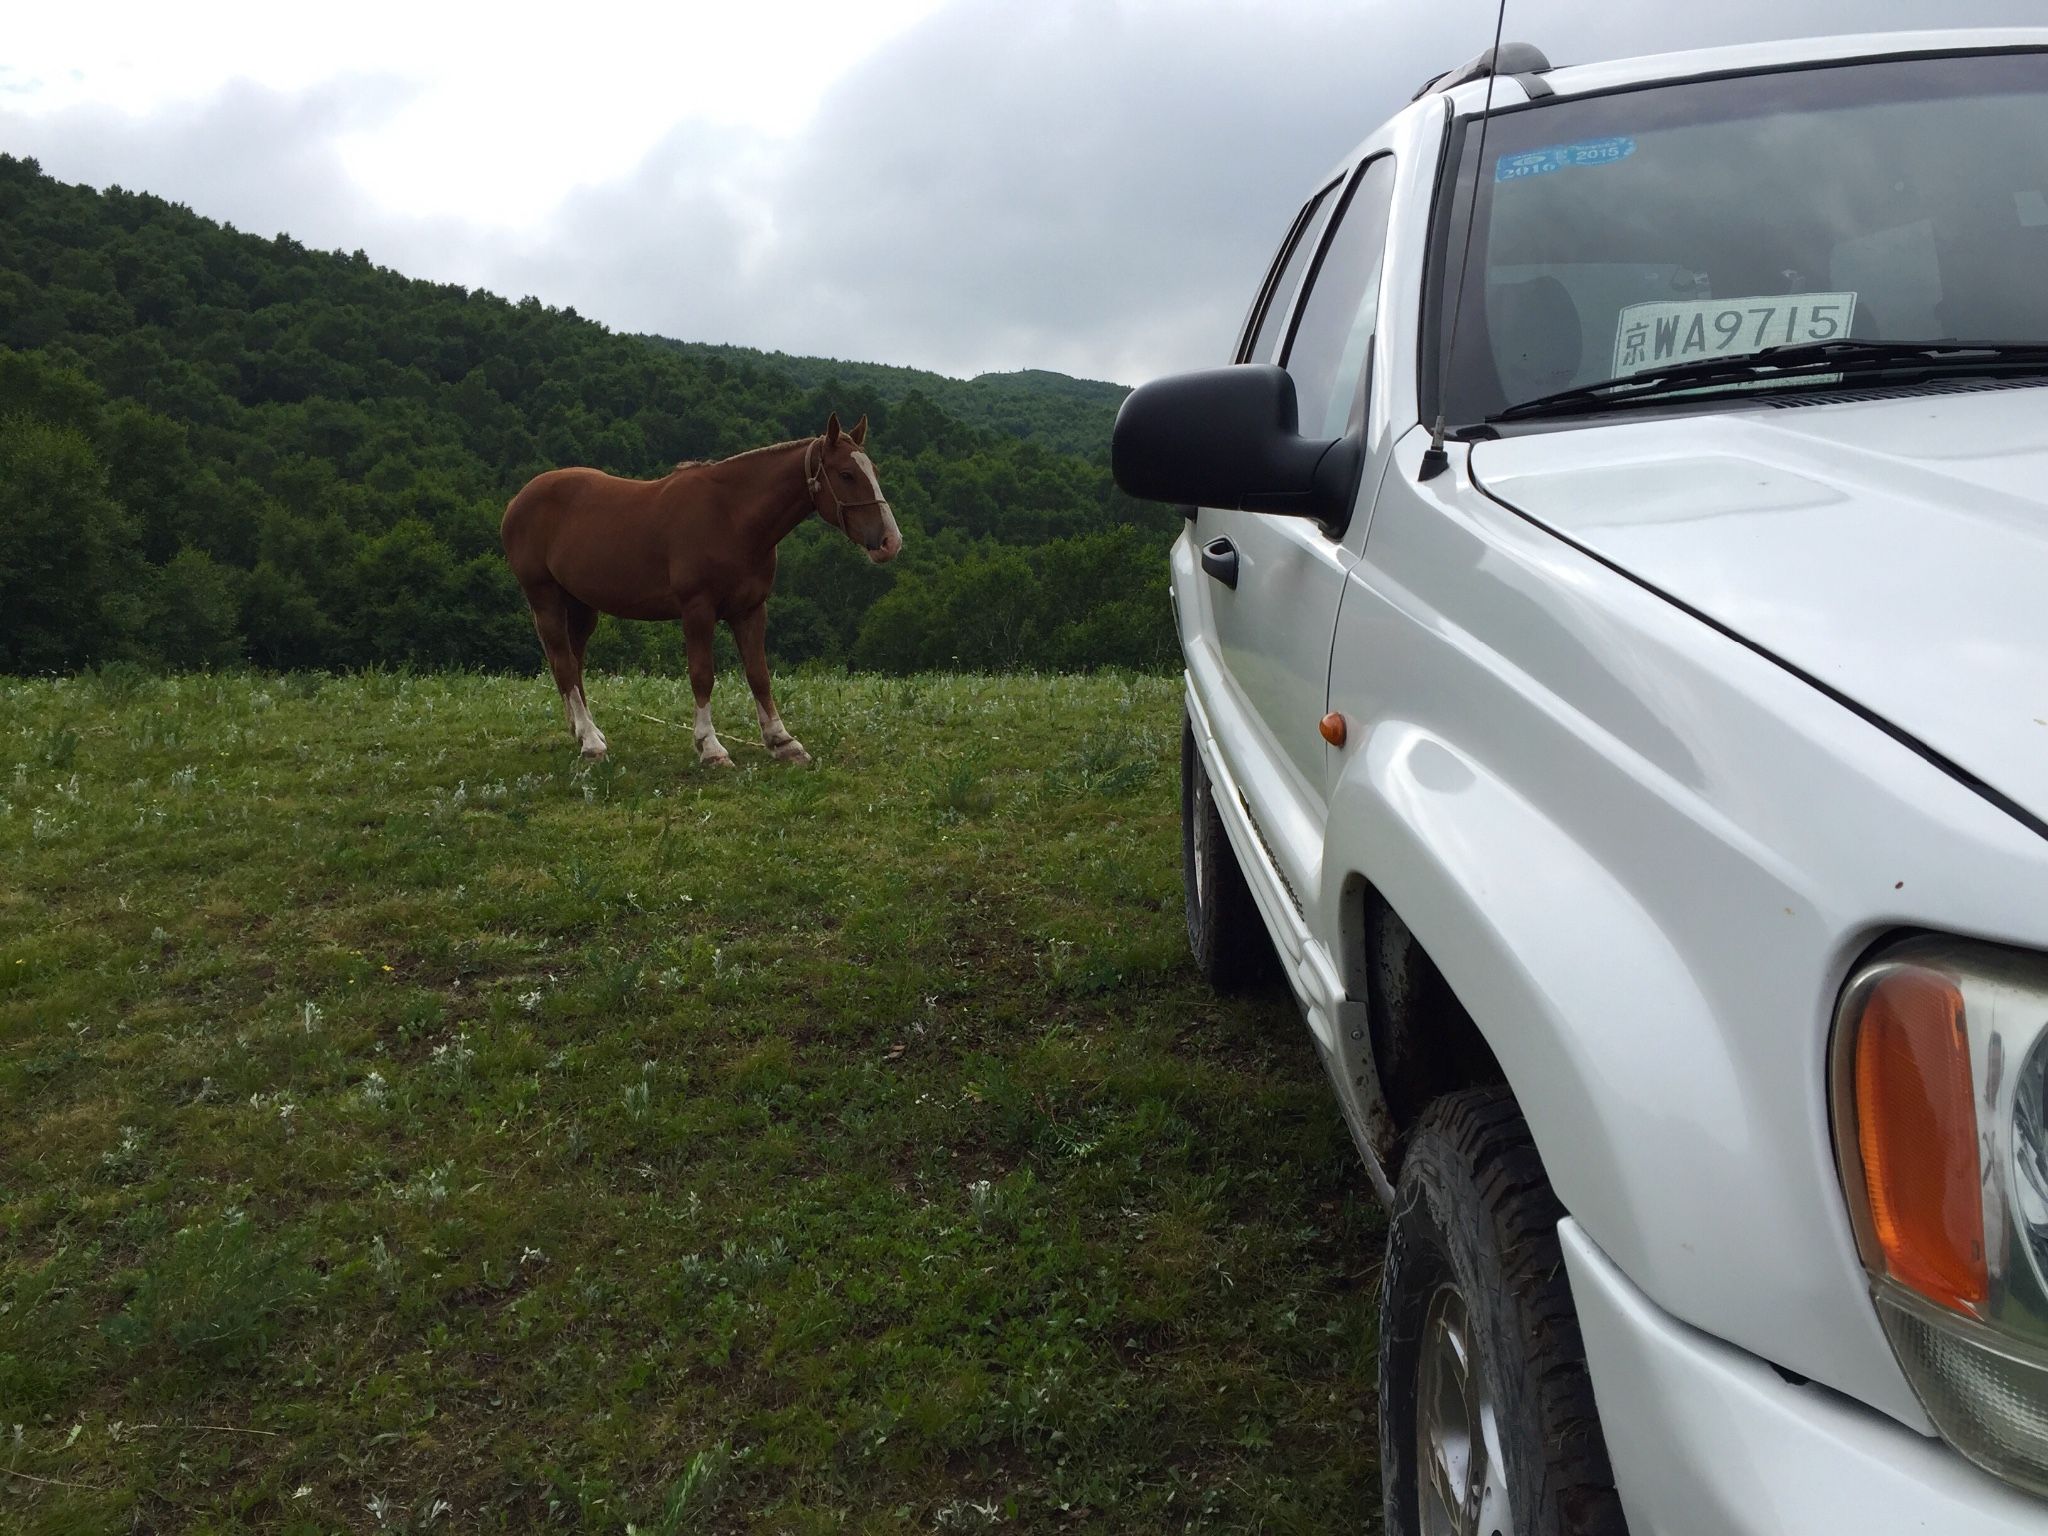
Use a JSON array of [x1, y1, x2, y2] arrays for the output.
[[1111, 364, 1360, 525]]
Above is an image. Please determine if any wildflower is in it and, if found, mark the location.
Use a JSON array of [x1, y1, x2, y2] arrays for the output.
[[431, 1033, 475, 1069]]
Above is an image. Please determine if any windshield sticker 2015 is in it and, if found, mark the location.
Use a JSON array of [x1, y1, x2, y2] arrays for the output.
[[1611, 292, 1858, 376], [1493, 137, 1635, 183]]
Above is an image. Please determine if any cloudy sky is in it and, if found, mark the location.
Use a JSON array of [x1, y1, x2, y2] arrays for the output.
[[4, 2, 2041, 383]]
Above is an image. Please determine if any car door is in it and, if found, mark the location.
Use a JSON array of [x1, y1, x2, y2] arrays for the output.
[[1197, 152, 1400, 897]]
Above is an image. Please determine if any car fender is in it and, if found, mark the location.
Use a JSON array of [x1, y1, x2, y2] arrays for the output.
[[1309, 437, 2048, 1426], [1323, 715, 1744, 1288]]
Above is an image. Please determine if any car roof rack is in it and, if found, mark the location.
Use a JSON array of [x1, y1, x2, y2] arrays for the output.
[[1411, 42, 1553, 101]]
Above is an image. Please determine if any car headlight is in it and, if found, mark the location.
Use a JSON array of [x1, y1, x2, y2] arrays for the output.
[[1831, 936, 2048, 1496]]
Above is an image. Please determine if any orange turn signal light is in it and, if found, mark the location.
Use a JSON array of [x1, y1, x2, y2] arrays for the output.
[[1852, 967, 1987, 1314], [1319, 712, 1347, 747]]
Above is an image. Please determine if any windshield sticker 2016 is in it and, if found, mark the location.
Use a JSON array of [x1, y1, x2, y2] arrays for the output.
[[1494, 137, 1635, 182], [1611, 292, 1858, 376]]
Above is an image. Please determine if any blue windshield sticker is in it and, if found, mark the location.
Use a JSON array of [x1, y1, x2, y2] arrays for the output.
[[1495, 136, 1635, 183]]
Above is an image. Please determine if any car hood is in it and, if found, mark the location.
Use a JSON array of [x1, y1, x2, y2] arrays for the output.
[[1469, 387, 2048, 834]]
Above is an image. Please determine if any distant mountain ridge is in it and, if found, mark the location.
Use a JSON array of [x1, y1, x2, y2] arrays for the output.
[[640, 338, 1129, 460]]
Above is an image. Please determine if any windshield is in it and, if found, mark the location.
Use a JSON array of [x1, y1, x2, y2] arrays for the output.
[[1435, 50, 2048, 423]]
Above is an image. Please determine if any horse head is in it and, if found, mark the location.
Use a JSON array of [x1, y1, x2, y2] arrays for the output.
[[805, 413, 902, 564]]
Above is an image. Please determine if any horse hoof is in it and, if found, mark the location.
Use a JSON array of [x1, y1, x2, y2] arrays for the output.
[[702, 753, 734, 770], [581, 745, 608, 760], [772, 740, 812, 765]]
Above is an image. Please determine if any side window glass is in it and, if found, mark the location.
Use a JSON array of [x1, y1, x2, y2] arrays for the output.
[[1283, 156, 1397, 440], [1241, 183, 1337, 364]]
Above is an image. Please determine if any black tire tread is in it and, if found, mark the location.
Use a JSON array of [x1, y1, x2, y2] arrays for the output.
[[1181, 715, 1278, 992], [1383, 1086, 1628, 1535]]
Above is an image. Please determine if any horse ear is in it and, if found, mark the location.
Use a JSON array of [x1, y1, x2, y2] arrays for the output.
[[824, 413, 841, 447], [849, 415, 868, 446]]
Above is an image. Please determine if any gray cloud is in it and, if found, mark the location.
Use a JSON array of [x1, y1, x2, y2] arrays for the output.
[[766, 2, 1398, 380], [2, 75, 420, 247], [514, 1, 1402, 381], [5, 1, 2045, 383]]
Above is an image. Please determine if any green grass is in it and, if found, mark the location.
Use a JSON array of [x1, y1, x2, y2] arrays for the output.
[[0, 670, 1380, 1533]]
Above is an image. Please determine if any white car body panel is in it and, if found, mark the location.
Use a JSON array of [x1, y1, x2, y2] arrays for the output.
[[1320, 428, 2048, 1429], [1561, 1220, 2048, 1535], [1191, 103, 1451, 922], [1196, 512, 1354, 905], [1165, 24, 2048, 1521], [1471, 393, 2048, 831], [1526, 27, 2048, 102]]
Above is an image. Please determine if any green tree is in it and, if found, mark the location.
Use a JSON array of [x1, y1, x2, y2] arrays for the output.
[[0, 415, 139, 670], [240, 559, 335, 669], [144, 547, 243, 668]]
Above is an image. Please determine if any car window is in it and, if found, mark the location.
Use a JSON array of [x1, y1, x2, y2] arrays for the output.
[[1241, 181, 1338, 365], [1282, 155, 1398, 440], [1437, 51, 2048, 421]]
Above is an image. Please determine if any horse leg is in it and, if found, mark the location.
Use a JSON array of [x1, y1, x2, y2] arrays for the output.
[[527, 582, 605, 758], [729, 604, 808, 764], [681, 605, 733, 768], [563, 598, 607, 759]]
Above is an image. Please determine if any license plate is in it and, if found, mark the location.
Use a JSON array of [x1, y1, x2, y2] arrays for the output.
[[1611, 292, 1858, 377]]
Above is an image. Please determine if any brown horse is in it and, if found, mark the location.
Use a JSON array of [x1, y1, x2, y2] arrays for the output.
[[501, 413, 901, 766]]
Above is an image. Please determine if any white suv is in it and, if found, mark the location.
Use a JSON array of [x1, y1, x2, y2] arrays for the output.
[[1112, 30, 2048, 1536]]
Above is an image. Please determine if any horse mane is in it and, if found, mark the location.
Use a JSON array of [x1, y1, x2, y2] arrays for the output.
[[713, 437, 813, 465], [669, 437, 812, 477]]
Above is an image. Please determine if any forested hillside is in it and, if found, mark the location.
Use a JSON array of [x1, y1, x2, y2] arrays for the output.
[[0, 154, 1173, 676], [642, 339, 1129, 459]]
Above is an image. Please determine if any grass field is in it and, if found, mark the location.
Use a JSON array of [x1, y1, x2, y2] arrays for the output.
[[0, 670, 1381, 1534]]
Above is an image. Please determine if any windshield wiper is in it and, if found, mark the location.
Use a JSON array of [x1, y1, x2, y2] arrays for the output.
[[1490, 340, 2048, 423]]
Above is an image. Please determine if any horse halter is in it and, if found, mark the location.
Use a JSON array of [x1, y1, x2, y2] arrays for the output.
[[802, 436, 887, 532]]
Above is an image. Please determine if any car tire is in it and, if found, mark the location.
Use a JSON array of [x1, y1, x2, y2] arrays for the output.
[[1379, 1087, 1627, 1536], [1181, 712, 1278, 991]]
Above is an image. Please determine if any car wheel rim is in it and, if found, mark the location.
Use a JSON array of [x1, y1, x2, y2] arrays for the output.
[[1190, 778, 1210, 915], [1415, 1282, 1514, 1536]]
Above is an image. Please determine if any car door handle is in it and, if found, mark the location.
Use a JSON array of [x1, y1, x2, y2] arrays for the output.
[[1201, 537, 1239, 590]]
